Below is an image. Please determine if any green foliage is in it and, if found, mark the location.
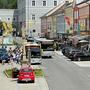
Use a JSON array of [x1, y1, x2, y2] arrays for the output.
[[0, 0, 17, 9], [34, 69, 44, 77], [4, 69, 44, 78]]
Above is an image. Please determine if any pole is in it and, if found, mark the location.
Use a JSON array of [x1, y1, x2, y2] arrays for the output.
[[28, 48, 31, 66]]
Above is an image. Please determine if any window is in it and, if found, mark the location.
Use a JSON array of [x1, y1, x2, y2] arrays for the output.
[[32, 15, 35, 20], [13, 17, 16, 21], [33, 29, 36, 32], [32, 0, 35, 6], [43, 1, 46, 6], [8, 18, 10, 20], [54, 1, 57, 6]]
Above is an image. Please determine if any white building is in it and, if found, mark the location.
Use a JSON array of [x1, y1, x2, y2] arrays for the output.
[[17, 0, 64, 37], [0, 9, 18, 33]]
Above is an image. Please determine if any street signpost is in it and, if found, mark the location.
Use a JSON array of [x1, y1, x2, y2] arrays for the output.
[[28, 48, 31, 66]]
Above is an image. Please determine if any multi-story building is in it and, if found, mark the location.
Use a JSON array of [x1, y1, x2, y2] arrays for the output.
[[17, 0, 63, 37], [41, 1, 73, 39], [73, 0, 90, 36]]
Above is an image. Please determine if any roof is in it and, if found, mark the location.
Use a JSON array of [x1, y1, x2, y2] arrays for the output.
[[25, 42, 39, 46], [77, 0, 90, 8], [35, 38, 54, 42], [41, 1, 66, 18]]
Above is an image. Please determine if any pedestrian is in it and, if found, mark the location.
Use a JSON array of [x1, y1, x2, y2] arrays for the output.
[[9, 54, 14, 65], [15, 52, 20, 64], [8, 47, 13, 55]]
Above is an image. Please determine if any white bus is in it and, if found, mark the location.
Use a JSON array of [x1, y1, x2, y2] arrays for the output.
[[25, 43, 42, 64], [35, 38, 54, 58]]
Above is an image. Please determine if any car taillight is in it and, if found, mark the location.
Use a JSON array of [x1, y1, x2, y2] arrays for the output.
[[20, 73, 23, 76], [30, 73, 33, 76]]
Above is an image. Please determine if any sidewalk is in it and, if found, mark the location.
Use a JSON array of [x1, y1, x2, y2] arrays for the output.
[[54, 50, 63, 56], [54, 50, 71, 60], [0, 63, 49, 90]]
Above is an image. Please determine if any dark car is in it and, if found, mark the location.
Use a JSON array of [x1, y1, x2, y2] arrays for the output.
[[71, 52, 90, 61], [26, 37, 35, 42], [62, 46, 75, 57], [0, 48, 9, 62], [67, 49, 80, 59]]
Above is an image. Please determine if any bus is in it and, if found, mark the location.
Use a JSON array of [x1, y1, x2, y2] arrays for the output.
[[35, 38, 54, 58], [25, 43, 42, 64]]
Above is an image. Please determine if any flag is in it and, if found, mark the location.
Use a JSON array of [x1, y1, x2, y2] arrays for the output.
[[77, 21, 80, 35], [64, 16, 70, 26]]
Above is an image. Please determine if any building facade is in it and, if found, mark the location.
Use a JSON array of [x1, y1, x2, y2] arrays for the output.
[[17, 0, 63, 37], [73, 0, 90, 36], [0, 9, 18, 35], [41, 1, 72, 39], [78, 1, 90, 35]]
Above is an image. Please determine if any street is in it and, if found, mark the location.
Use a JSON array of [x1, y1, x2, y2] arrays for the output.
[[1, 51, 90, 90], [41, 51, 90, 90], [0, 0, 90, 90]]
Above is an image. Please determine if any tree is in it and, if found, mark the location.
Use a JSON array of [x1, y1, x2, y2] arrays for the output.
[[0, 0, 17, 9]]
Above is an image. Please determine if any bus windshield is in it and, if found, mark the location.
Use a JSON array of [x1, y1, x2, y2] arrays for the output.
[[30, 46, 41, 58]]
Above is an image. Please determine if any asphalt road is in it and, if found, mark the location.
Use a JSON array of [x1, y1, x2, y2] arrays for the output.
[[41, 52, 90, 90]]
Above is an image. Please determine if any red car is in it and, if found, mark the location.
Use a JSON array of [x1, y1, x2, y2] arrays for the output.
[[18, 67, 35, 83]]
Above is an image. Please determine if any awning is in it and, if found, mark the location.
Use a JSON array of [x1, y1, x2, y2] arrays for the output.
[[78, 40, 88, 43]]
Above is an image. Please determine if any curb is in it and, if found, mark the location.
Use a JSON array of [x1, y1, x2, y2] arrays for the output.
[[4, 70, 11, 78]]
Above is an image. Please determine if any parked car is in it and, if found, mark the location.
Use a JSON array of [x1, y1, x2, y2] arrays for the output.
[[67, 49, 80, 59], [18, 67, 35, 83], [26, 36, 35, 42], [0, 53, 9, 61], [0, 48, 9, 63], [71, 52, 90, 61], [62, 46, 75, 57]]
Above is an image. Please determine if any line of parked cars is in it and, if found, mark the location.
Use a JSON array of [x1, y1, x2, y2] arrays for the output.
[[62, 45, 90, 61]]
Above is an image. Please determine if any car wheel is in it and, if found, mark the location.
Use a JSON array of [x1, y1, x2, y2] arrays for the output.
[[17, 80, 20, 83], [78, 57, 81, 61], [31, 80, 35, 83]]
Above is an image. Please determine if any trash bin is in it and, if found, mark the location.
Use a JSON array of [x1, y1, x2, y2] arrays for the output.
[[12, 67, 19, 78]]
